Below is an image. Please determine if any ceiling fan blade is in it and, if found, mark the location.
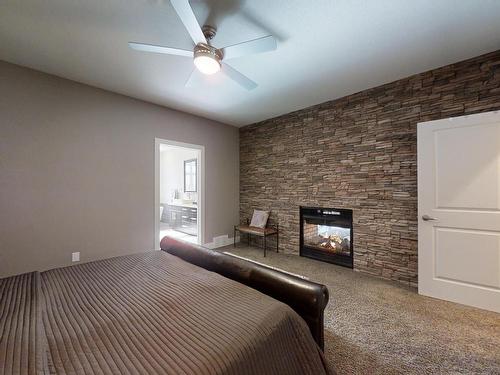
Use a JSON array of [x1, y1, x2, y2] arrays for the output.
[[128, 42, 193, 57], [221, 35, 276, 61], [221, 63, 257, 90], [170, 0, 206, 45]]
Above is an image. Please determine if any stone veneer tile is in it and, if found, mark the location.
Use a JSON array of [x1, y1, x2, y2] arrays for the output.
[[239, 50, 500, 287]]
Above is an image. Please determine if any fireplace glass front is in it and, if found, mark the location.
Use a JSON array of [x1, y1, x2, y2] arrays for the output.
[[303, 222, 351, 255]]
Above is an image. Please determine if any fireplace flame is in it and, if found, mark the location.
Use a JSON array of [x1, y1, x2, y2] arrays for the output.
[[319, 234, 349, 253]]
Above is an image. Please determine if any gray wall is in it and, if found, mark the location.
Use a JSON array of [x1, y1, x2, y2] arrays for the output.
[[0, 61, 239, 278]]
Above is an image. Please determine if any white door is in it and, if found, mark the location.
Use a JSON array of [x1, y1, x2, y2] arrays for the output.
[[418, 111, 500, 313]]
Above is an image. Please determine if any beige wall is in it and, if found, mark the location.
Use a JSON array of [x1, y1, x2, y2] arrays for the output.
[[0, 61, 239, 278]]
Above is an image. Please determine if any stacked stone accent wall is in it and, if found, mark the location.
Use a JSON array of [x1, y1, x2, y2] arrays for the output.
[[240, 50, 500, 287]]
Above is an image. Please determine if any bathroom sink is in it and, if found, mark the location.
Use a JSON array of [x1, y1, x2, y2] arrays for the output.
[[171, 199, 196, 207]]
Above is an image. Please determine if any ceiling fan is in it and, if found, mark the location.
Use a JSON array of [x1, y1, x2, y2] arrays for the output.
[[129, 0, 277, 90]]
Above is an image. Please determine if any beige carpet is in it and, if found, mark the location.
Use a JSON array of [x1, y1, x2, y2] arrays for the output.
[[221, 245, 500, 375]]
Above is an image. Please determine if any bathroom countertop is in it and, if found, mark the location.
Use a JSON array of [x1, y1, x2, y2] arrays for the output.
[[165, 202, 198, 209]]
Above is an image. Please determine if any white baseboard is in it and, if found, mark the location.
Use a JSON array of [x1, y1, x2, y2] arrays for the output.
[[204, 234, 240, 249]]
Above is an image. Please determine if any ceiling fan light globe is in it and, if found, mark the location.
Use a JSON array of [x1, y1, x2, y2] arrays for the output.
[[194, 55, 220, 75]]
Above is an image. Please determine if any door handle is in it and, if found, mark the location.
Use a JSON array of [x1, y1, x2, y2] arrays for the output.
[[422, 215, 438, 221]]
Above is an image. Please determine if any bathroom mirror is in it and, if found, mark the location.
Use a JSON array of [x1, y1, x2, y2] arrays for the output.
[[184, 159, 197, 192]]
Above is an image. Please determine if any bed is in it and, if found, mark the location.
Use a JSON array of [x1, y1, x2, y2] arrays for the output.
[[0, 237, 331, 374]]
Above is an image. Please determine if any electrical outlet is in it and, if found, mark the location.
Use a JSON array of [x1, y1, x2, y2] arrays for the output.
[[72, 252, 80, 262]]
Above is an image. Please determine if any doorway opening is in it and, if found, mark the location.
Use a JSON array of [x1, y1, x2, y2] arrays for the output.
[[155, 138, 204, 249]]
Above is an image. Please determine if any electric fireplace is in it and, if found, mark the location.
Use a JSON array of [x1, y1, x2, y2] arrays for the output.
[[300, 207, 353, 268]]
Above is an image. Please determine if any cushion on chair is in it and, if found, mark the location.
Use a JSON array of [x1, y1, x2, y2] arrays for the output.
[[250, 210, 269, 228], [236, 225, 277, 236]]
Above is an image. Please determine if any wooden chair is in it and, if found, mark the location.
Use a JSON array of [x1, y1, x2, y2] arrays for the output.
[[234, 218, 279, 257]]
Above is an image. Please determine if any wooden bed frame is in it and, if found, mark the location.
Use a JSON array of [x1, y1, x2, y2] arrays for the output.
[[160, 236, 330, 350]]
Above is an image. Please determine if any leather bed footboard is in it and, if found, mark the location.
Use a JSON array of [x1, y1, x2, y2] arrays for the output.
[[160, 236, 329, 350]]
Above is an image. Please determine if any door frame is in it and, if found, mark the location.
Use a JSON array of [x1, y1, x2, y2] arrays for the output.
[[154, 138, 205, 249]]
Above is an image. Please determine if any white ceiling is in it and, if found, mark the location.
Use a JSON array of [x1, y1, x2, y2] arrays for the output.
[[2, 0, 500, 127]]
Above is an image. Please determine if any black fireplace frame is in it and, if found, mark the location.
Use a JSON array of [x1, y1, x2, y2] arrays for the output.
[[299, 206, 353, 268]]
